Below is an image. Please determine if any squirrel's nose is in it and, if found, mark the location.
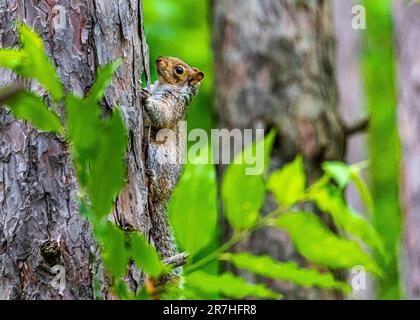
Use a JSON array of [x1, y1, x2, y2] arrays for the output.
[[156, 56, 164, 63]]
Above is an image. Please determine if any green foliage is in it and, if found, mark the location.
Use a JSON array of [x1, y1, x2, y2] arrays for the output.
[[322, 161, 352, 189], [309, 182, 385, 257], [323, 161, 374, 214], [2, 91, 63, 134], [350, 168, 374, 215], [0, 24, 64, 101], [66, 95, 101, 185], [0, 49, 26, 69], [275, 211, 382, 276], [185, 271, 280, 299], [168, 146, 218, 256], [222, 253, 351, 292], [87, 110, 127, 218], [362, 0, 402, 299], [267, 156, 306, 207], [86, 60, 122, 104], [129, 233, 166, 278], [96, 222, 130, 278], [221, 130, 276, 230]]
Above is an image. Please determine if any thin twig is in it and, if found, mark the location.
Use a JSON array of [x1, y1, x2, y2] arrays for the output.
[[345, 117, 370, 136], [0, 85, 24, 104]]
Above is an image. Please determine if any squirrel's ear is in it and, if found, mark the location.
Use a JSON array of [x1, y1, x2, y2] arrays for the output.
[[190, 71, 204, 85]]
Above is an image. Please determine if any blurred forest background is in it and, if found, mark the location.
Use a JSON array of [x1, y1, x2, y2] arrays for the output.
[[0, 0, 419, 300], [143, 0, 414, 300]]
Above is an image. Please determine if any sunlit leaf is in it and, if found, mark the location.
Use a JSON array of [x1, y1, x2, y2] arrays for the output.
[[350, 169, 374, 214], [3, 90, 63, 133], [221, 130, 276, 230], [86, 60, 122, 104], [66, 95, 101, 186], [168, 145, 218, 255], [275, 211, 383, 276], [323, 161, 351, 189], [18, 23, 64, 101], [129, 233, 166, 278], [185, 271, 280, 299], [267, 156, 306, 207], [0, 49, 26, 69], [309, 183, 385, 257], [113, 279, 135, 300], [222, 252, 351, 292], [88, 109, 127, 217]]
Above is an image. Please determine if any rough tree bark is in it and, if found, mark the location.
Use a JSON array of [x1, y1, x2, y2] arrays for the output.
[[0, 0, 149, 299], [213, 0, 346, 299], [395, 0, 420, 300]]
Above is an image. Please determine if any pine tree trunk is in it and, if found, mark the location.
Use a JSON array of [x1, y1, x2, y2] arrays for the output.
[[0, 0, 149, 299], [212, 0, 346, 299], [395, 0, 420, 300]]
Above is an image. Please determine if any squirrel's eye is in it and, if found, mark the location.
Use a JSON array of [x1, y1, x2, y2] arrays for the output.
[[175, 66, 184, 75]]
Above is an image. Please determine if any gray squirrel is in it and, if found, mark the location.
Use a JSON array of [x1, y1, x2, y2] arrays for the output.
[[141, 56, 204, 286]]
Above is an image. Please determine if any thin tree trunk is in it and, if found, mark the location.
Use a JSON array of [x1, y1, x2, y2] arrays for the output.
[[333, 0, 366, 214], [213, 0, 346, 299], [332, 0, 373, 300], [395, 0, 420, 300], [0, 0, 149, 299]]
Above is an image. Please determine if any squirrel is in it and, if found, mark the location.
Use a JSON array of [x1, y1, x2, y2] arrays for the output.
[[141, 56, 204, 286]]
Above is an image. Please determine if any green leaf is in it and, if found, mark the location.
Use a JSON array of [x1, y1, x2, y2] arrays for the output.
[[96, 222, 129, 278], [267, 156, 306, 207], [275, 211, 383, 276], [309, 183, 385, 257], [88, 109, 128, 218], [18, 23, 64, 101], [86, 60, 122, 104], [129, 233, 165, 278], [350, 169, 374, 214], [185, 271, 280, 299], [66, 95, 101, 155], [3, 90, 63, 134], [113, 279, 135, 300], [322, 161, 352, 189], [222, 253, 351, 292], [233, 128, 277, 176], [221, 130, 276, 230], [0, 49, 26, 69], [222, 171, 264, 230], [66, 95, 101, 186], [168, 145, 218, 255]]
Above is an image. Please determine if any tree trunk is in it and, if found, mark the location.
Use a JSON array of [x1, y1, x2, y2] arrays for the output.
[[333, 0, 366, 214], [332, 0, 373, 300], [395, 0, 420, 300], [212, 0, 346, 299], [0, 0, 149, 299]]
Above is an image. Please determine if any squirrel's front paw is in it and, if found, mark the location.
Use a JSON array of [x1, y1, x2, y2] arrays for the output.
[[141, 89, 151, 103]]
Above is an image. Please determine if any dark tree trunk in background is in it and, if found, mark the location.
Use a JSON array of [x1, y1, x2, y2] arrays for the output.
[[213, 0, 346, 299], [395, 0, 420, 300], [0, 0, 149, 299]]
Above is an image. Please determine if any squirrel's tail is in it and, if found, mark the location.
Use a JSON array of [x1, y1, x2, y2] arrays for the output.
[[150, 202, 178, 260], [149, 201, 185, 289]]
